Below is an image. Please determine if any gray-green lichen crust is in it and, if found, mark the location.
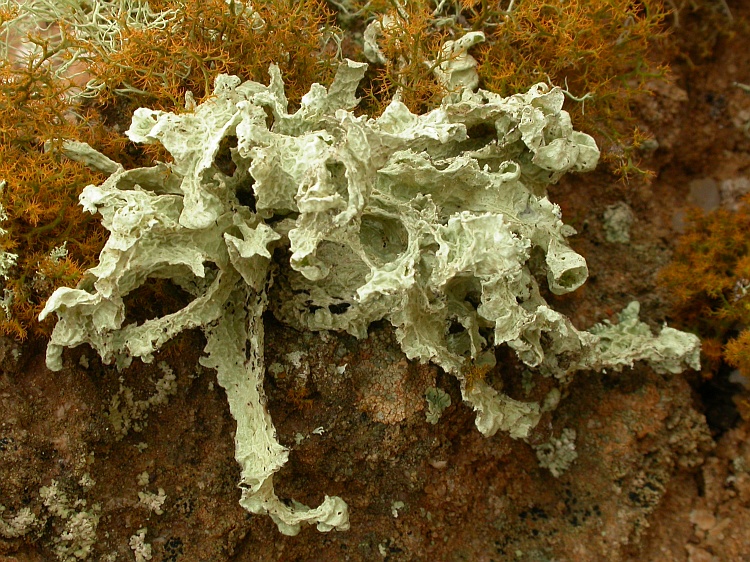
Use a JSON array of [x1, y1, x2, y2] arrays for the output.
[[39, 57, 699, 534]]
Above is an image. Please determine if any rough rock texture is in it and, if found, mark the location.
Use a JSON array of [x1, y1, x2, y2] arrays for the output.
[[0, 322, 716, 561]]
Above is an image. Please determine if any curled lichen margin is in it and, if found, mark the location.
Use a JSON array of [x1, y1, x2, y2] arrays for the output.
[[39, 55, 699, 534]]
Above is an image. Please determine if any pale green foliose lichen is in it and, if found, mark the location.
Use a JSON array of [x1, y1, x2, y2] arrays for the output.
[[534, 427, 578, 478], [0, 505, 36, 539], [39, 55, 700, 535], [425, 387, 451, 424]]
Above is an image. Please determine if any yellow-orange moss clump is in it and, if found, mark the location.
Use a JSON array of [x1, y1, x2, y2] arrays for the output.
[[358, 1, 453, 115], [85, 0, 338, 111], [0, 12, 112, 338], [660, 197, 750, 379], [476, 0, 669, 178]]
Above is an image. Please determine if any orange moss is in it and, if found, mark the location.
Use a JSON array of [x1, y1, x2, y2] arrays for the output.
[[0, 29, 112, 338], [84, 0, 338, 111], [725, 331, 750, 376], [475, 0, 669, 178], [476, 1, 667, 101], [287, 385, 315, 411], [462, 360, 493, 392], [660, 196, 750, 378], [359, 1, 453, 115]]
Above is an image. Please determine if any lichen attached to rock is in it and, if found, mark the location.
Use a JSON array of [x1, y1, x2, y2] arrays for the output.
[[39, 49, 699, 535]]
